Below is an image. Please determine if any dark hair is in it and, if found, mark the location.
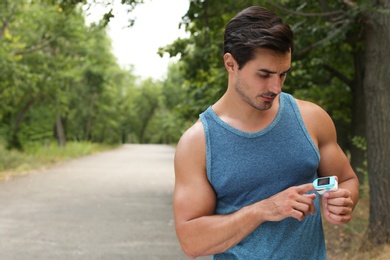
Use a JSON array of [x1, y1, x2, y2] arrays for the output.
[[223, 6, 294, 69]]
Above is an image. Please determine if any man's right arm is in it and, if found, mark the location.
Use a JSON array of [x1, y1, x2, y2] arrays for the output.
[[173, 121, 317, 258]]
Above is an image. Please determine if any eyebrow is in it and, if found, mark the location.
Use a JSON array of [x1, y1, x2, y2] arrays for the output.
[[258, 68, 291, 74]]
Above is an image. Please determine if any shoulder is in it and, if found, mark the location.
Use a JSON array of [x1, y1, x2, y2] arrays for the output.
[[294, 98, 329, 118], [176, 120, 205, 152], [294, 98, 337, 147], [174, 120, 206, 171]]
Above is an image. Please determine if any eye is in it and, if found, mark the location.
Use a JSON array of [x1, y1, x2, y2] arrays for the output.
[[258, 73, 270, 79]]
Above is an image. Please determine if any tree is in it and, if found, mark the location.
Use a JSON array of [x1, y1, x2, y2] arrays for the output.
[[363, 0, 390, 247], [154, 62, 193, 144], [0, 0, 141, 149], [131, 78, 161, 143], [0, 0, 70, 149]]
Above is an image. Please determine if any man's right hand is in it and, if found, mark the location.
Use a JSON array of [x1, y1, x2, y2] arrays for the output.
[[258, 183, 317, 222]]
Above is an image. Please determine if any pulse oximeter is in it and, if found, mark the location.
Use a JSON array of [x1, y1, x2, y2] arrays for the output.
[[313, 176, 338, 195]]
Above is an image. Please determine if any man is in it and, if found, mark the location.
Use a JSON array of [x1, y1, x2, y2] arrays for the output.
[[173, 6, 359, 259]]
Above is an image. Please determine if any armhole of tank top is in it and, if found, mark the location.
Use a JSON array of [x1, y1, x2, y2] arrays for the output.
[[199, 112, 212, 181], [286, 94, 321, 162]]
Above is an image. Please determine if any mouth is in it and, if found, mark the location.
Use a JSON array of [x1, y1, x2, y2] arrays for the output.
[[261, 94, 277, 102]]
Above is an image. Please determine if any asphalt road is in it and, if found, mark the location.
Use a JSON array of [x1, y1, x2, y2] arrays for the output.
[[0, 144, 210, 260]]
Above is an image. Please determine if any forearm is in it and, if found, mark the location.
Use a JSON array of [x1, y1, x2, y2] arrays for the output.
[[177, 204, 264, 258], [177, 184, 317, 258], [339, 176, 360, 209]]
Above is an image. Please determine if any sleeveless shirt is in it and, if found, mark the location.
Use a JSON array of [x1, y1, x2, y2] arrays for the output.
[[199, 92, 326, 259]]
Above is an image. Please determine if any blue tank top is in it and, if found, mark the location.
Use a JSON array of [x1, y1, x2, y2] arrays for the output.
[[199, 92, 326, 259]]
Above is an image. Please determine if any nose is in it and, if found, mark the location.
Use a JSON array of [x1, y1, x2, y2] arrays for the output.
[[269, 76, 283, 94]]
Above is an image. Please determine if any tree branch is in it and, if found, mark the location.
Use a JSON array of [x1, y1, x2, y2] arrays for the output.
[[0, 19, 9, 42], [13, 37, 55, 55], [342, 0, 357, 8], [295, 21, 351, 56], [265, 1, 345, 17], [323, 64, 353, 87], [0, 3, 17, 42], [14, 98, 36, 132]]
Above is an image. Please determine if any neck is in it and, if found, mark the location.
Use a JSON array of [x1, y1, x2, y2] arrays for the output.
[[212, 93, 281, 133]]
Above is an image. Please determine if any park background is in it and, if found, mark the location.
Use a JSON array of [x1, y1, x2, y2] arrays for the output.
[[1, 0, 389, 259]]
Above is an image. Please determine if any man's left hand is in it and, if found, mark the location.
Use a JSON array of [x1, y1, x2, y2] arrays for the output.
[[322, 188, 354, 224]]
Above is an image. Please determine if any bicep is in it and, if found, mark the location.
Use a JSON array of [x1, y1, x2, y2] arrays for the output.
[[318, 141, 355, 182], [315, 109, 355, 182], [173, 125, 216, 226]]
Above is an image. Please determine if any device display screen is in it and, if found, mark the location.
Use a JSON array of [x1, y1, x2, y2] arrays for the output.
[[318, 178, 330, 186]]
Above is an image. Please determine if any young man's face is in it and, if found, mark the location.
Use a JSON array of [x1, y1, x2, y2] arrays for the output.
[[234, 48, 291, 111]]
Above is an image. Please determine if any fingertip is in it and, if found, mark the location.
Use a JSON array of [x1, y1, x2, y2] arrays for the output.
[[301, 183, 315, 192]]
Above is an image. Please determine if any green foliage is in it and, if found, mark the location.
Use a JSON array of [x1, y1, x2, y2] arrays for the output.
[[24, 141, 111, 159], [157, 62, 196, 144], [0, 0, 185, 176], [161, 1, 352, 117], [127, 78, 162, 143], [0, 0, 146, 150], [18, 106, 54, 145], [160, 0, 266, 121], [0, 141, 116, 178], [351, 135, 368, 196], [158, 0, 371, 147], [0, 144, 41, 173], [352, 136, 367, 151], [1, 0, 375, 154], [351, 136, 367, 172]]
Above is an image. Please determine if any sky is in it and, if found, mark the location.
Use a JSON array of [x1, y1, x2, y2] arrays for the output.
[[104, 0, 190, 80]]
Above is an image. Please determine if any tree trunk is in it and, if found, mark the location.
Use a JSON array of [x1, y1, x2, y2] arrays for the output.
[[55, 114, 66, 147], [83, 95, 96, 141], [364, 0, 390, 247], [7, 99, 35, 150], [350, 50, 366, 187]]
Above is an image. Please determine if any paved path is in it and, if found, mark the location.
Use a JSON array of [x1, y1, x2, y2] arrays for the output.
[[0, 144, 210, 260]]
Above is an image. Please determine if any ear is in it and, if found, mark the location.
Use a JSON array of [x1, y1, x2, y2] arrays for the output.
[[223, 53, 237, 73]]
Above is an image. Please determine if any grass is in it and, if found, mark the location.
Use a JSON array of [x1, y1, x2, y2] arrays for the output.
[[0, 141, 118, 181]]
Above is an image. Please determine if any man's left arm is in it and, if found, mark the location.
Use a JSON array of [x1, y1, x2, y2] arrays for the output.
[[315, 105, 360, 224]]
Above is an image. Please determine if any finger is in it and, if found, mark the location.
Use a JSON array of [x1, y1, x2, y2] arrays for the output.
[[289, 203, 310, 221], [322, 195, 353, 220], [328, 206, 352, 216], [327, 197, 354, 208], [326, 197, 344, 206], [293, 199, 315, 217], [327, 198, 353, 215], [326, 210, 352, 224], [302, 193, 317, 199], [296, 183, 316, 194], [323, 189, 342, 198], [302, 194, 316, 215], [324, 189, 353, 206]]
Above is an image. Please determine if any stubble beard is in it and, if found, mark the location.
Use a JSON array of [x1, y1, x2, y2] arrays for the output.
[[234, 78, 274, 111]]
